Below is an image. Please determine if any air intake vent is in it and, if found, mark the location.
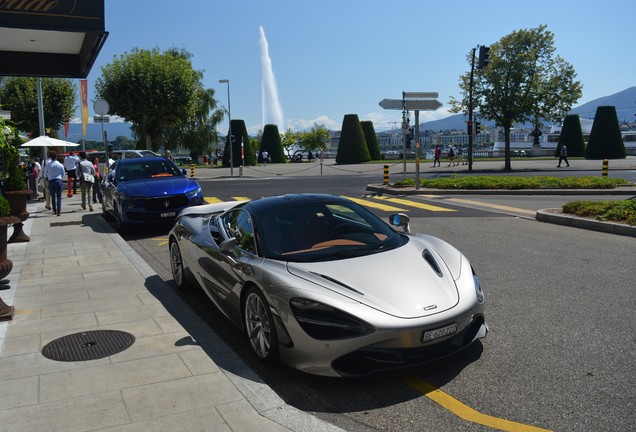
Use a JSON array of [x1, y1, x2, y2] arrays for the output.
[[423, 249, 443, 277]]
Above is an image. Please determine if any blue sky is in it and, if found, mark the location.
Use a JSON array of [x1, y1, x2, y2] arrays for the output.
[[82, 0, 636, 134]]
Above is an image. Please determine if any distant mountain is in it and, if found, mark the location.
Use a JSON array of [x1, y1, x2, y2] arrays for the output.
[[57, 122, 134, 143], [414, 86, 636, 132]]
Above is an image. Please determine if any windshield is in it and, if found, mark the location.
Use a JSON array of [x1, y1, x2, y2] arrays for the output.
[[256, 199, 405, 262], [117, 159, 181, 182]]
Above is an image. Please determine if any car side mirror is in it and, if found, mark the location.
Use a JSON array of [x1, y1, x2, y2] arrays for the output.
[[389, 213, 411, 233], [219, 237, 238, 264], [181, 168, 187, 176]]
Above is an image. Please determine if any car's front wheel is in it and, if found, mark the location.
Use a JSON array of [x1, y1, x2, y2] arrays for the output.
[[244, 287, 278, 364], [169, 240, 188, 290]]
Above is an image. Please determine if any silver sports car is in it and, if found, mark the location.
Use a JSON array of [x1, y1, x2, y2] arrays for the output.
[[169, 194, 487, 377]]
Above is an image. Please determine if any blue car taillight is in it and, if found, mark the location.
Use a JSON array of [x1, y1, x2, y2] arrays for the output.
[[290, 298, 375, 340]]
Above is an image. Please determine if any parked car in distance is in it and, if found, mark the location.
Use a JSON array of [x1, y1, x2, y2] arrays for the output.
[[102, 156, 204, 232], [169, 194, 487, 377]]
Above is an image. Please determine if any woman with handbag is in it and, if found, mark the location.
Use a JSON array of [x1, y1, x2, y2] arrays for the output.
[[77, 151, 96, 211]]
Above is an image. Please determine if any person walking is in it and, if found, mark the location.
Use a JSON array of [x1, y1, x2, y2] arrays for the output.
[[77, 152, 96, 211], [457, 144, 465, 165], [45, 150, 65, 216], [557, 144, 570, 167], [447, 146, 456, 167], [63, 150, 80, 197], [92, 156, 103, 204], [432, 145, 441, 167]]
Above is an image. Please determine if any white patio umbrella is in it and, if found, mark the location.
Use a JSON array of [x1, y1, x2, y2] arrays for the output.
[[20, 136, 79, 147]]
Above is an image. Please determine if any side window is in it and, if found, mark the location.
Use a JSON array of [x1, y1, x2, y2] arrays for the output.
[[224, 209, 257, 254]]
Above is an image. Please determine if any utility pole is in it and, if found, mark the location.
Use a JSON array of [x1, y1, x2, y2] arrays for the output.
[[468, 47, 476, 172]]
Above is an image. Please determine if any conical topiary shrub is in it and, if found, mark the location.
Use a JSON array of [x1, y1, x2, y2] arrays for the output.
[[360, 121, 382, 160], [585, 106, 626, 159], [336, 114, 370, 164], [555, 114, 585, 158], [222, 119, 255, 167], [259, 124, 286, 163]]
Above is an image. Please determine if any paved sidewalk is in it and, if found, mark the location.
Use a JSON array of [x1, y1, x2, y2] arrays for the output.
[[0, 195, 343, 432]]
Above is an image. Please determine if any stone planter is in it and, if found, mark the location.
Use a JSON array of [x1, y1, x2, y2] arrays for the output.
[[0, 215, 20, 321], [4, 189, 31, 243]]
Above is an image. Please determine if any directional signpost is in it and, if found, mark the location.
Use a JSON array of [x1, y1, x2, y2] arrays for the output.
[[379, 92, 442, 188]]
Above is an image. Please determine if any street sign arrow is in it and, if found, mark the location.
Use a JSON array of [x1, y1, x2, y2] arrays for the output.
[[403, 92, 439, 99], [379, 98, 443, 111]]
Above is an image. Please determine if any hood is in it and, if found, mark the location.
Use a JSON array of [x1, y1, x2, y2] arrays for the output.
[[287, 236, 462, 319], [119, 177, 199, 197]]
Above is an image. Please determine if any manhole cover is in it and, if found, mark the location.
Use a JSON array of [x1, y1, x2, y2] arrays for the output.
[[42, 330, 135, 362]]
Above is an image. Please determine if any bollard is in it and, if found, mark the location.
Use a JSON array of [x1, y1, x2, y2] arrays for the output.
[[602, 159, 608, 177], [190, 164, 195, 178], [383, 164, 389, 185]]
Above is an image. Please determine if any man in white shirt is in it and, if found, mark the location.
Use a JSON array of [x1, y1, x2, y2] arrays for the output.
[[63, 151, 80, 196], [46, 150, 66, 216]]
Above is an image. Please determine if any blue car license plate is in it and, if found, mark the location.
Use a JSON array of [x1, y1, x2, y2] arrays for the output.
[[422, 323, 457, 342], [161, 211, 176, 218]]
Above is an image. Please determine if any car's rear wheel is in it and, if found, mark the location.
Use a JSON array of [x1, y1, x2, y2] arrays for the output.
[[169, 240, 188, 290], [244, 286, 278, 364]]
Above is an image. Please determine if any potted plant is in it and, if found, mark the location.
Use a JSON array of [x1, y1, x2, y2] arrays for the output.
[[1, 120, 30, 243]]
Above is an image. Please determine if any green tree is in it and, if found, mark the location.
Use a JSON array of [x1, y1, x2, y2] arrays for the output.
[[0, 77, 76, 137], [95, 47, 200, 151], [222, 119, 254, 167], [259, 124, 286, 163], [336, 114, 370, 164], [165, 86, 224, 160], [281, 128, 298, 159], [360, 121, 381, 160], [298, 123, 330, 159], [585, 106, 626, 159], [450, 25, 582, 170], [555, 114, 585, 158]]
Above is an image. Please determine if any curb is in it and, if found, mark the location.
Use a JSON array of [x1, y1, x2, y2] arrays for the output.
[[365, 184, 636, 196], [535, 209, 636, 237]]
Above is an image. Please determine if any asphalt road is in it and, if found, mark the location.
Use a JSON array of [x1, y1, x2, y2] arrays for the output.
[[121, 175, 635, 432]]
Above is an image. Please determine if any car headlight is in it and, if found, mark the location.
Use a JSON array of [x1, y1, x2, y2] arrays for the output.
[[117, 193, 143, 210], [290, 298, 375, 340], [186, 186, 203, 200], [472, 267, 484, 304]]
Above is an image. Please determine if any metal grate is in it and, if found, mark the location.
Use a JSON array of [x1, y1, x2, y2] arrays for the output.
[[42, 330, 135, 362]]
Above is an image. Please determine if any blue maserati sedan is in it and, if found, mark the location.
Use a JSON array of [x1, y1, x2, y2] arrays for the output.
[[101, 156, 204, 232]]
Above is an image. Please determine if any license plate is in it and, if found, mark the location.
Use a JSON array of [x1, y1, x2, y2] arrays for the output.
[[160, 211, 176, 218], [422, 323, 457, 342]]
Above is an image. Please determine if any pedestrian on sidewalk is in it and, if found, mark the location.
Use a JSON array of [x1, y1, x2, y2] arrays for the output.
[[92, 156, 103, 204], [45, 150, 65, 216], [457, 144, 466, 165], [63, 150, 80, 196], [77, 151, 96, 211], [432, 145, 441, 167], [41, 153, 53, 210], [557, 144, 570, 167], [447, 146, 456, 167]]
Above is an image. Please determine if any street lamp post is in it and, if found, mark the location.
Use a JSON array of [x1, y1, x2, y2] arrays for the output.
[[218, 79, 233, 176]]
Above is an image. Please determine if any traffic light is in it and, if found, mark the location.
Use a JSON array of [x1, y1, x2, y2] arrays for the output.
[[475, 122, 481, 134], [478, 46, 490, 69], [467, 121, 473, 135]]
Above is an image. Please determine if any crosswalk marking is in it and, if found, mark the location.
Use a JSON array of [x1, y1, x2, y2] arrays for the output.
[[374, 196, 456, 212], [342, 196, 408, 212], [446, 198, 536, 216], [203, 195, 458, 213]]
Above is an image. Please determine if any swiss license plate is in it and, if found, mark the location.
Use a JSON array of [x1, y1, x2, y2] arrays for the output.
[[160, 211, 176, 218], [422, 323, 458, 342]]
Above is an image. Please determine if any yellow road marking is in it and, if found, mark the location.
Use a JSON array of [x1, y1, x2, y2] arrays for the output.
[[376, 196, 456, 212], [343, 196, 407, 212], [397, 373, 552, 432], [151, 237, 169, 246], [204, 197, 223, 204], [446, 198, 536, 216], [231, 196, 251, 201]]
